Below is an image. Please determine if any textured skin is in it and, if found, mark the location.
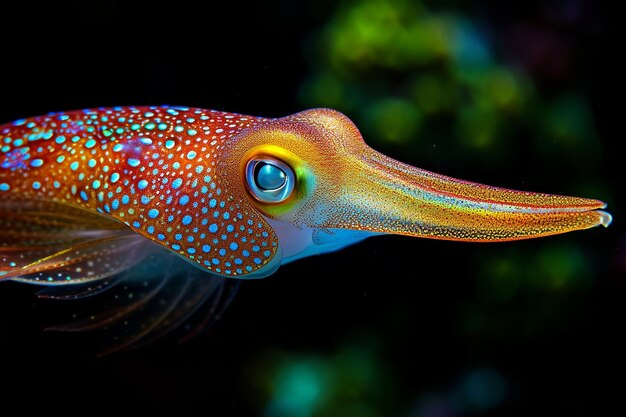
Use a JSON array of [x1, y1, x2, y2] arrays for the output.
[[0, 106, 278, 278], [0, 106, 611, 283]]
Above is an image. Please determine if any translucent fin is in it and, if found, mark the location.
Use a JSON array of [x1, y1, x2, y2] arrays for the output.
[[37, 278, 122, 300], [45, 251, 235, 355], [0, 198, 144, 284], [1, 198, 238, 353], [177, 279, 239, 344]]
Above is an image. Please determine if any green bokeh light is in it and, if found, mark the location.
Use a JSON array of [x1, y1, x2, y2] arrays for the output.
[[255, 340, 395, 417]]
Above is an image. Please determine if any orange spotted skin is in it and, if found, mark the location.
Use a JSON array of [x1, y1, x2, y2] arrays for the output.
[[0, 106, 279, 277], [0, 106, 611, 352], [0, 106, 612, 281]]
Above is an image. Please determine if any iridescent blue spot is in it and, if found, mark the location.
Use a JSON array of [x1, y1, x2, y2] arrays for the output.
[[187, 129, 197, 136], [172, 178, 183, 189], [128, 158, 140, 167], [234, 258, 242, 265], [53, 181, 60, 188], [133, 221, 141, 228], [165, 140, 175, 149], [148, 209, 159, 218], [122, 195, 130, 204], [209, 199, 216, 208], [187, 236, 194, 243], [179, 195, 190, 205], [212, 258, 220, 265], [141, 195, 150, 204], [254, 258, 262, 265], [158, 234, 165, 240], [110, 172, 120, 183], [138, 180, 148, 190], [55, 136, 66, 144], [195, 165, 203, 174], [219, 249, 226, 256], [175, 234, 182, 240], [186, 151, 197, 159], [113, 143, 123, 152], [202, 245, 211, 253], [92, 180, 101, 189], [182, 215, 192, 225], [85, 139, 96, 148], [209, 224, 218, 233], [188, 248, 196, 254], [246, 266, 253, 272], [70, 161, 79, 171], [242, 250, 250, 257], [112, 199, 120, 210], [31, 181, 41, 190], [229, 242, 238, 251], [140, 137, 153, 145], [30, 159, 43, 167], [223, 212, 230, 220], [172, 244, 181, 251], [147, 225, 155, 234], [80, 190, 88, 201], [172, 162, 181, 169], [226, 225, 234, 233], [204, 176, 211, 183], [88, 159, 96, 168], [0, 183, 9, 191]]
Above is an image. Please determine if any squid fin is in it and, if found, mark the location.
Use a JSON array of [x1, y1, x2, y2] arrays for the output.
[[0, 198, 147, 284], [1, 198, 237, 353], [46, 252, 235, 355]]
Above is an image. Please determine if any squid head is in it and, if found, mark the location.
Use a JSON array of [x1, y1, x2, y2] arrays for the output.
[[218, 108, 611, 275]]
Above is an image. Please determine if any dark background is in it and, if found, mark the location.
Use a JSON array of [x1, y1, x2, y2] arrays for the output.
[[0, 1, 623, 416]]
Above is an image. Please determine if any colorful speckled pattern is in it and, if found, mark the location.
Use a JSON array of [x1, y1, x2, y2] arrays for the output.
[[0, 106, 611, 285], [0, 106, 279, 278]]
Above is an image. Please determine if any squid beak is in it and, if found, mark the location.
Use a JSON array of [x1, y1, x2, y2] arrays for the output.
[[325, 146, 611, 241]]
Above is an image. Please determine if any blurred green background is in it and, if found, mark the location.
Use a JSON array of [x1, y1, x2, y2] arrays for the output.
[[0, 1, 622, 416]]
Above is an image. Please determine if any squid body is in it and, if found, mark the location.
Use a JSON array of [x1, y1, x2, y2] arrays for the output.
[[0, 106, 611, 349]]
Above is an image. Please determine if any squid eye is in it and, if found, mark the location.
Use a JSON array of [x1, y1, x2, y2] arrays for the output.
[[245, 158, 295, 203]]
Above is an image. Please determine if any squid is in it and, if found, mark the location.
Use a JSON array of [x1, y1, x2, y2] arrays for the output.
[[0, 106, 611, 351]]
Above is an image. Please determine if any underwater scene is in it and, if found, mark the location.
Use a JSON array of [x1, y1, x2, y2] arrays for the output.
[[0, 1, 621, 416]]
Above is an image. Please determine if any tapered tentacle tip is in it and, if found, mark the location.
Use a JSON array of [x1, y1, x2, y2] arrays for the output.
[[597, 210, 612, 228]]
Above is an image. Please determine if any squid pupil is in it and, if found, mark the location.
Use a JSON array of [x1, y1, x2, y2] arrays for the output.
[[254, 162, 286, 191]]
